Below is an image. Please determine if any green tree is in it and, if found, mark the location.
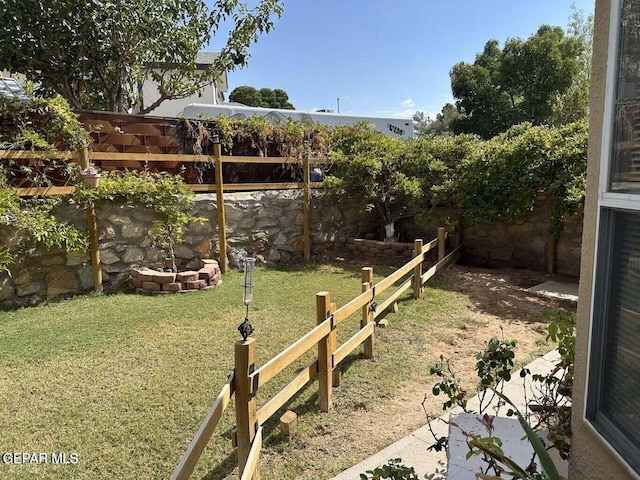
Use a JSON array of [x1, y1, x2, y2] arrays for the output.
[[259, 87, 277, 107], [551, 6, 594, 124], [229, 85, 294, 109], [450, 26, 584, 138], [273, 89, 294, 109], [0, 0, 283, 113], [413, 103, 462, 137], [229, 86, 264, 107], [325, 124, 423, 239]]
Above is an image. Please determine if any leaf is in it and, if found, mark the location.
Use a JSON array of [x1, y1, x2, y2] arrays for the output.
[[497, 391, 565, 480]]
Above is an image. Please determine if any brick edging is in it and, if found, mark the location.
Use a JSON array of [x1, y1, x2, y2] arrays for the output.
[[129, 259, 221, 295]]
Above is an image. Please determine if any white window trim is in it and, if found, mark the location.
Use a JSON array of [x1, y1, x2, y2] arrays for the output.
[[586, 1, 640, 476]]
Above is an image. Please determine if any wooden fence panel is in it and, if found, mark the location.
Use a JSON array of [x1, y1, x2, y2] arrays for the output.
[[249, 320, 331, 393], [333, 322, 375, 367], [171, 373, 235, 480], [256, 359, 318, 426], [171, 228, 460, 479], [239, 426, 263, 480]]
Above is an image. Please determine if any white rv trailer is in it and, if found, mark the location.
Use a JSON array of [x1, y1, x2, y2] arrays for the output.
[[180, 103, 414, 140]]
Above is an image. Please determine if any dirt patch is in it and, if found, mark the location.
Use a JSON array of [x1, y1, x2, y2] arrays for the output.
[[261, 264, 577, 479]]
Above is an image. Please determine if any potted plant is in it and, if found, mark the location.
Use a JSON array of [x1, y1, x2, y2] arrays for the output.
[[80, 166, 101, 188]]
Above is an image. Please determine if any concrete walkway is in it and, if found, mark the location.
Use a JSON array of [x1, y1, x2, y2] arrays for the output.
[[329, 350, 563, 480]]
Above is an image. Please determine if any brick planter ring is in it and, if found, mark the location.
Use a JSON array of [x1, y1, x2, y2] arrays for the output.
[[129, 259, 221, 295]]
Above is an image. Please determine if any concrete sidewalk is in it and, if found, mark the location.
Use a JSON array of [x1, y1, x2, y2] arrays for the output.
[[329, 350, 562, 480]]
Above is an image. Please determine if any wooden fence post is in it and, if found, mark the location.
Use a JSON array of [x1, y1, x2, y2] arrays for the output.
[[329, 302, 341, 387], [80, 147, 103, 292], [235, 338, 258, 479], [214, 143, 227, 274], [361, 267, 375, 358], [317, 291, 332, 412], [548, 235, 557, 274], [454, 215, 463, 249], [413, 240, 423, 300], [438, 227, 446, 262], [303, 157, 311, 261]]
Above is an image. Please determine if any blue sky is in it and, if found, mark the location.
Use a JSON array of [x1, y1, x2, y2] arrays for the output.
[[212, 1, 595, 119]]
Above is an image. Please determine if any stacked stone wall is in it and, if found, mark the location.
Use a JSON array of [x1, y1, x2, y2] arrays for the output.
[[462, 194, 583, 277], [0, 190, 373, 308], [345, 238, 415, 266], [0, 190, 584, 309]]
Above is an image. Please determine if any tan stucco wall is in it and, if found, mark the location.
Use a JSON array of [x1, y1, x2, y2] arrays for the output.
[[570, 0, 639, 478]]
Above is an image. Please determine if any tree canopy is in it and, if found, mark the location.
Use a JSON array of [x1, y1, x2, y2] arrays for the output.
[[0, 0, 283, 113], [449, 25, 584, 139], [413, 103, 462, 137], [325, 120, 587, 240], [229, 85, 294, 109]]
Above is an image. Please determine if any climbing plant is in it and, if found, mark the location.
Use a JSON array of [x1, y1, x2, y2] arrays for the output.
[[427, 120, 588, 237], [73, 170, 204, 269], [0, 95, 91, 274]]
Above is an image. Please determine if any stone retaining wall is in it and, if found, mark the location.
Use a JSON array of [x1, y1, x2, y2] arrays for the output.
[[345, 238, 415, 266], [463, 194, 583, 276], [0, 190, 584, 309], [0, 190, 372, 309]]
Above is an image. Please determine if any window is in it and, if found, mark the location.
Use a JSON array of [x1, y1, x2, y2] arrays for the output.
[[587, 0, 640, 474]]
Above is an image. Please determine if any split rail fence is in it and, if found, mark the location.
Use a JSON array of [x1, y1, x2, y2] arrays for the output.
[[171, 227, 462, 480], [1, 148, 332, 286]]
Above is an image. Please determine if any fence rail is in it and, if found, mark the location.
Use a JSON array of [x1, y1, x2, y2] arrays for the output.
[[2, 148, 332, 282], [171, 225, 462, 480], [171, 373, 235, 480]]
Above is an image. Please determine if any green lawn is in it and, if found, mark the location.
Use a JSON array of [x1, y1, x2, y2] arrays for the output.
[[0, 262, 550, 479]]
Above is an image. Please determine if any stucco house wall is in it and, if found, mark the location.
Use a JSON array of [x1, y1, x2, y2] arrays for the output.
[[570, 0, 640, 478]]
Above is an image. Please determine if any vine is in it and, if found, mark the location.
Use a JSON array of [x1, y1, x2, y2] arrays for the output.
[[0, 95, 91, 274], [73, 170, 204, 271]]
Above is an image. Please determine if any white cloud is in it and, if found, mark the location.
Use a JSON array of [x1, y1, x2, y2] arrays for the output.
[[401, 98, 415, 108]]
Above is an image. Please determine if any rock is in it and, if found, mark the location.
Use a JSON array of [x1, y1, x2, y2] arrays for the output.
[[46, 268, 78, 297], [141, 281, 161, 291], [152, 271, 176, 284], [41, 255, 65, 266], [163, 282, 183, 292], [16, 282, 42, 297], [123, 247, 144, 264], [122, 223, 146, 238], [176, 271, 199, 282]]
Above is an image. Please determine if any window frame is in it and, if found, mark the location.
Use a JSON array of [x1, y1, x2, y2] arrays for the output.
[[586, 0, 640, 476]]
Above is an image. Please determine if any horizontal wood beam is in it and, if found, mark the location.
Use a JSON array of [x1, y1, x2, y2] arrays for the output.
[[373, 253, 424, 293], [171, 372, 235, 480], [16, 183, 323, 196], [91, 152, 214, 162], [333, 322, 375, 367], [375, 277, 412, 319], [256, 359, 318, 426], [2, 150, 332, 165], [0, 150, 79, 160], [332, 288, 375, 325], [421, 246, 462, 285], [16, 186, 76, 197], [250, 319, 331, 393], [223, 182, 306, 191], [422, 238, 439, 254], [90, 152, 331, 165], [239, 426, 262, 480]]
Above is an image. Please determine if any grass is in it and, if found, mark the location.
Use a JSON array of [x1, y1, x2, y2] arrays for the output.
[[0, 261, 552, 479]]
